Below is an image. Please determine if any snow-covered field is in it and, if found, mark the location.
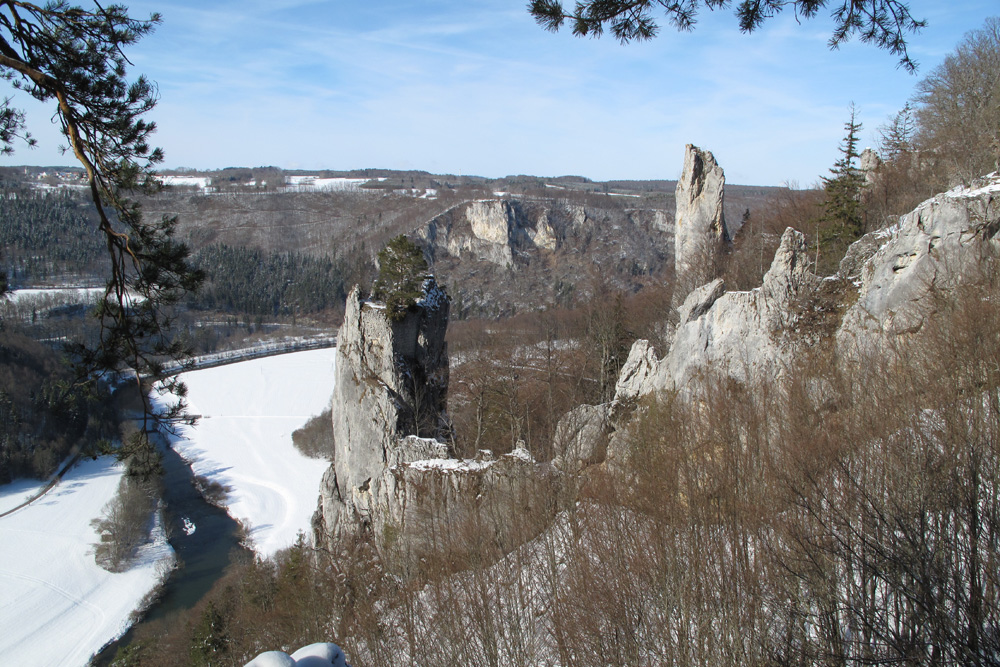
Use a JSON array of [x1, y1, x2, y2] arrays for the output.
[[284, 176, 369, 192], [161, 175, 212, 190], [0, 458, 174, 667], [0, 348, 335, 665], [152, 347, 336, 557], [3, 286, 103, 304]]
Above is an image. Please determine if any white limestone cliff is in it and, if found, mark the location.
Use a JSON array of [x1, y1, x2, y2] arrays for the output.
[[314, 280, 452, 543], [554, 173, 1000, 475], [839, 172, 1000, 352], [673, 144, 730, 305], [314, 276, 542, 553]]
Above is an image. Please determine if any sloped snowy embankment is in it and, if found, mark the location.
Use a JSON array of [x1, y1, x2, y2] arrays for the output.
[[151, 347, 336, 557], [0, 458, 174, 667]]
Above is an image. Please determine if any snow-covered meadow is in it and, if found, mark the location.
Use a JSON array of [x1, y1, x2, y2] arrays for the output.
[[0, 347, 337, 664], [283, 175, 371, 192], [151, 347, 336, 557], [161, 175, 213, 190], [0, 458, 174, 667], [3, 287, 104, 304]]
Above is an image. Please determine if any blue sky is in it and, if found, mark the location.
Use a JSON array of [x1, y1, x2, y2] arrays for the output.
[[5, 1, 995, 185]]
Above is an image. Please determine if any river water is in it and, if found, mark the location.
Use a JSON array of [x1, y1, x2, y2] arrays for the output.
[[93, 436, 249, 664]]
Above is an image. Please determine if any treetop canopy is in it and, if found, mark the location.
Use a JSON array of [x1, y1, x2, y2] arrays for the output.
[[528, 0, 926, 72]]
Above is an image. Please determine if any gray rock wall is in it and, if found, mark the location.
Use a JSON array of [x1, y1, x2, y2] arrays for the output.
[[839, 174, 1000, 352], [315, 280, 451, 542], [315, 278, 545, 554], [673, 144, 730, 306], [612, 227, 817, 402]]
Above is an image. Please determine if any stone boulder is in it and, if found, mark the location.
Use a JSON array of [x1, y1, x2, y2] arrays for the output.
[[552, 404, 611, 473]]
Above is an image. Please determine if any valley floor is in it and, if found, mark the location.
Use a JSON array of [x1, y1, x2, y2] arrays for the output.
[[150, 347, 336, 557], [0, 347, 338, 664], [0, 457, 173, 667]]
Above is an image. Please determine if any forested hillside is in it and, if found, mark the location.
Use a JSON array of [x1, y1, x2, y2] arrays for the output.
[[0, 187, 107, 286], [190, 244, 348, 320], [0, 331, 114, 482]]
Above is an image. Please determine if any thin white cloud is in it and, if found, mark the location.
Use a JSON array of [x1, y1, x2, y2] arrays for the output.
[[2, 0, 991, 185]]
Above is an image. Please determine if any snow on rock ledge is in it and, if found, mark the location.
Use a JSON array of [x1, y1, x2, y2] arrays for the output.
[[245, 642, 350, 667]]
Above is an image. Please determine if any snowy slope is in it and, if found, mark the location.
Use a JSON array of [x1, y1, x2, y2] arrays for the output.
[[0, 458, 173, 667], [152, 347, 336, 557]]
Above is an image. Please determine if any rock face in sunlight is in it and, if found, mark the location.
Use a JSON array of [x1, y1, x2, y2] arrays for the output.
[[839, 173, 1000, 352], [420, 198, 569, 269], [663, 227, 818, 390], [555, 172, 1000, 475], [610, 226, 818, 403], [314, 278, 542, 553], [673, 144, 730, 307], [314, 280, 451, 543]]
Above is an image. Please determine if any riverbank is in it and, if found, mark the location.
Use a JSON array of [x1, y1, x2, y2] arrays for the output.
[[150, 347, 336, 557], [0, 457, 174, 667]]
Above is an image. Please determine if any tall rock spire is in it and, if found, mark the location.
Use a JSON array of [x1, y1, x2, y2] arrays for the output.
[[673, 144, 730, 308]]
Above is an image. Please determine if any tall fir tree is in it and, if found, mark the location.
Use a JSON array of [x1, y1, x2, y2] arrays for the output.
[[821, 105, 866, 247]]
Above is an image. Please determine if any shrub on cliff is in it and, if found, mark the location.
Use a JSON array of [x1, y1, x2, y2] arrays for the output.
[[372, 236, 429, 321]]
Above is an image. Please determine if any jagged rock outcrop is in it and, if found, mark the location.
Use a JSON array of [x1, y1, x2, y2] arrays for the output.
[[839, 173, 1000, 352], [553, 228, 818, 472], [665, 227, 816, 388], [673, 144, 730, 306], [615, 227, 818, 401], [314, 277, 544, 552], [315, 280, 451, 542], [420, 199, 564, 268], [860, 147, 882, 186], [559, 173, 1000, 476]]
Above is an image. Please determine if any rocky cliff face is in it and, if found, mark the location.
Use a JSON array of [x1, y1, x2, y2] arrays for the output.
[[315, 280, 451, 542], [554, 172, 1000, 474], [839, 175, 1000, 353], [314, 278, 543, 552], [615, 175, 1000, 405], [418, 197, 675, 317], [612, 226, 817, 402], [673, 144, 730, 306], [420, 198, 567, 269]]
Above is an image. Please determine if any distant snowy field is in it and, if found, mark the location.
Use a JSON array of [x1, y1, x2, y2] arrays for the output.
[[152, 347, 336, 557], [283, 175, 370, 192], [3, 286, 103, 304], [0, 458, 173, 667], [161, 175, 212, 189]]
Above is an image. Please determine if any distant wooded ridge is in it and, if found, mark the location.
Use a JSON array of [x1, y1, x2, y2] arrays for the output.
[[0, 164, 787, 194]]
